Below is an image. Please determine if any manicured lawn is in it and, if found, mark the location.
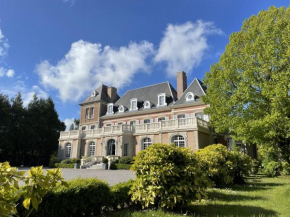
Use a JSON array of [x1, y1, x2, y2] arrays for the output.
[[105, 175, 290, 217]]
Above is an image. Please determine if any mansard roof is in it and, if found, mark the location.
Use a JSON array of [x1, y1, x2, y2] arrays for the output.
[[79, 84, 112, 105], [114, 82, 177, 113], [173, 78, 207, 106]]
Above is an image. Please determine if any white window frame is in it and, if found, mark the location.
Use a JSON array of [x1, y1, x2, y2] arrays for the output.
[[89, 142, 96, 156], [107, 103, 114, 115], [157, 93, 167, 107], [144, 100, 151, 109], [90, 107, 94, 119], [186, 92, 195, 101], [65, 143, 72, 158], [142, 138, 152, 150], [123, 144, 128, 157], [172, 135, 185, 148], [130, 98, 138, 111], [118, 105, 124, 113]]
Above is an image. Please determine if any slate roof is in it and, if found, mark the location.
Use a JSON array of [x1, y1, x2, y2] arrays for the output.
[[113, 82, 177, 113], [79, 84, 115, 105], [173, 78, 207, 106]]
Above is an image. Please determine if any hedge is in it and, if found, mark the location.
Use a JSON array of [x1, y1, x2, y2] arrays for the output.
[[116, 164, 131, 170], [55, 163, 74, 168], [110, 180, 134, 210]]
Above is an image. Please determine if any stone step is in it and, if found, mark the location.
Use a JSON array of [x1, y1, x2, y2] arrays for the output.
[[87, 164, 103, 170]]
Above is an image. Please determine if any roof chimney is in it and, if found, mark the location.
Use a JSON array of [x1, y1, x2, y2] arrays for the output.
[[107, 87, 118, 103], [176, 71, 187, 99]]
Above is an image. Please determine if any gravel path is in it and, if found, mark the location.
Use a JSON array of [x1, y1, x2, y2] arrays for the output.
[[18, 168, 135, 186]]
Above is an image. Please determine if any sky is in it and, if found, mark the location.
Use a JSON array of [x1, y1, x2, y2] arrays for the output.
[[0, 0, 288, 129]]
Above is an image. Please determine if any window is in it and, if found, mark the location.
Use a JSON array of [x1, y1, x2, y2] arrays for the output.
[[91, 90, 97, 97], [196, 113, 204, 119], [172, 135, 185, 148], [158, 117, 165, 122], [119, 105, 124, 113], [90, 107, 94, 118], [65, 143, 72, 158], [144, 101, 151, 109], [158, 93, 166, 107], [106, 124, 112, 126], [186, 92, 195, 101], [89, 142, 96, 156], [81, 126, 87, 130], [85, 108, 90, 119], [144, 119, 150, 124], [142, 138, 152, 150], [130, 121, 136, 125], [118, 122, 124, 125], [123, 144, 128, 156], [107, 139, 116, 155], [177, 114, 185, 119], [130, 99, 137, 110], [107, 103, 113, 114], [91, 125, 95, 130]]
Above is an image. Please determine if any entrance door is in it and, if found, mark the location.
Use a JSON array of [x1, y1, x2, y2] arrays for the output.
[[107, 139, 116, 155]]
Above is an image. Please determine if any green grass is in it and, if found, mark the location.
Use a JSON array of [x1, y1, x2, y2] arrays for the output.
[[104, 175, 290, 217]]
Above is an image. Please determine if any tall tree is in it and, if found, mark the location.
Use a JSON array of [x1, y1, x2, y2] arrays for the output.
[[202, 6, 290, 161], [74, 119, 80, 130], [69, 123, 74, 131]]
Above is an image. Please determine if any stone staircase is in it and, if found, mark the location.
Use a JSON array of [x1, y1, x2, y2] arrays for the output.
[[86, 163, 103, 170]]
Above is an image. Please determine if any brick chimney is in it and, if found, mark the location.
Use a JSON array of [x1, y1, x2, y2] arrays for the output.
[[177, 71, 187, 99], [107, 87, 118, 103]]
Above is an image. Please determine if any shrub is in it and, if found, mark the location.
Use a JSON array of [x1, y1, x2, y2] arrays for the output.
[[55, 163, 74, 168], [130, 143, 210, 209], [49, 152, 59, 168], [27, 178, 111, 217], [110, 180, 134, 210], [103, 157, 108, 164], [110, 163, 118, 170], [263, 161, 282, 177], [60, 158, 80, 164], [230, 151, 253, 184], [282, 162, 290, 175], [119, 156, 133, 164], [116, 164, 131, 170]]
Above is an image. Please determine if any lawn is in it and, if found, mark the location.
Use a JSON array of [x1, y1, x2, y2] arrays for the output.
[[105, 175, 290, 217]]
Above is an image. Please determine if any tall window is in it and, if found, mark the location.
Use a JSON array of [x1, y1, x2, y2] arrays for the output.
[[123, 144, 128, 156], [107, 139, 116, 155], [89, 142, 96, 156], [85, 107, 94, 119], [144, 119, 150, 124], [130, 99, 137, 110], [130, 121, 136, 125], [177, 114, 185, 119], [65, 143, 72, 158], [107, 104, 113, 114], [91, 125, 95, 130], [82, 126, 87, 130], [158, 93, 166, 106], [85, 108, 90, 119], [90, 107, 94, 118], [142, 138, 152, 150], [158, 117, 165, 122], [172, 135, 185, 148]]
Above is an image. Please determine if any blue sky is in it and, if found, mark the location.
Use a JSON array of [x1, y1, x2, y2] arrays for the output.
[[0, 0, 288, 129]]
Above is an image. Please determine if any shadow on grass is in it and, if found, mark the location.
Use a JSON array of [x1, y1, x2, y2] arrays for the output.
[[188, 204, 278, 217], [227, 182, 284, 192], [207, 191, 265, 202]]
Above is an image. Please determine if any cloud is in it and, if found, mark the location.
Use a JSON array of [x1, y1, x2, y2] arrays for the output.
[[154, 20, 223, 77], [0, 67, 15, 78], [63, 118, 75, 131], [63, 0, 76, 7], [0, 29, 9, 58], [6, 69, 15, 77], [36, 40, 154, 102]]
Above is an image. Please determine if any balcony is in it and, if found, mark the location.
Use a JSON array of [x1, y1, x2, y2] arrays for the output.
[[59, 117, 209, 140]]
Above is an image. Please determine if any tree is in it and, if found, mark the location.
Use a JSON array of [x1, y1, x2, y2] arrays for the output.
[[69, 124, 74, 131], [74, 119, 79, 130], [202, 6, 290, 161]]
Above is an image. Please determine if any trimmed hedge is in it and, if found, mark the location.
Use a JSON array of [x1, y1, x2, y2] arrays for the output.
[[55, 163, 74, 168], [61, 158, 80, 164], [26, 178, 111, 217], [116, 164, 131, 170], [110, 180, 134, 210]]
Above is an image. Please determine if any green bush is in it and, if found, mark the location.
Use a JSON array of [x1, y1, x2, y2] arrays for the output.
[[282, 162, 290, 175], [55, 163, 74, 168], [116, 164, 131, 170], [49, 152, 60, 168], [27, 178, 111, 217], [60, 158, 80, 164], [103, 157, 108, 164], [263, 161, 282, 177], [110, 163, 118, 170], [110, 180, 134, 210], [195, 144, 252, 186], [119, 156, 133, 164], [130, 143, 210, 209]]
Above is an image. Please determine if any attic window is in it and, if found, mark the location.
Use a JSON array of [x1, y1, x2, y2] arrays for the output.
[[91, 90, 97, 97], [157, 93, 167, 107], [144, 101, 151, 109], [119, 105, 124, 113], [130, 99, 138, 111], [107, 103, 114, 115], [186, 92, 195, 101]]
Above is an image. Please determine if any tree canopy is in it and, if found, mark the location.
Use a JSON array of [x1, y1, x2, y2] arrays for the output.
[[202, 6, 290, 158]]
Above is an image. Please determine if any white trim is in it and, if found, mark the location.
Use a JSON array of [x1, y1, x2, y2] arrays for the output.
[[107, 103, 114, 115], [144, 100, 151, 109], [118, 105, 124, 113], [157, 93, 167, 107], [130, 98, 138, 111], [185, 92, 195, 101], [167, 82, 176, 102]]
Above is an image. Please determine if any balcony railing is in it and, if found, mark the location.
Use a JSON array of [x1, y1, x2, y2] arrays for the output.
[[59, 117, 209, 140]]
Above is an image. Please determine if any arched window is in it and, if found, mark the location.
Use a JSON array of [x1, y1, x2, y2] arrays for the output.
[[142, 138, 152, 150], [107, 139, 116, 155], [81, 126, 87, 130], [119, 105, 124, 113], [89, 142, 96, 156], [172, 135, 185, 148], [107, 104, 114, 114], [186, 92, 195, 101], [91, 125, 95, 130], [65, 143, 72, 158]]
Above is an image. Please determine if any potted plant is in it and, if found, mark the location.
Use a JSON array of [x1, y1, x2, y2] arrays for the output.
[[102, 157, 108, 170], [74, 158, 81, 169]]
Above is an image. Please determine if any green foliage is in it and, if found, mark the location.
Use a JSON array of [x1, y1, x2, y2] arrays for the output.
[[55, 163, 74, 168], [116, 164, 132, 170], [262, 161, 282, 177], [282, 162, 290, 175], [26, 178, 111, 217], [130, 143, 210, 209], [195, 144, 252, 186], [48, 152, 59, 168], [69, 123, 74, 131], [110, 180, 134, 210], [119, 156, 133, 164], [0, 162, 67, 217], [110, 163, 118, 170], [202, 6, 290, 162], [103, 157, 109, 164], [60, 158, 80, 164]]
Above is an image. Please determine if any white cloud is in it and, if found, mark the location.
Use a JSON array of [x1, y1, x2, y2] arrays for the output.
[[0, 67, 15, 78], [6, 69, 15, 77], [0, 29, 9, 58], [154, 20, 223, 77], [63, 0, 76, 7], [36, 40, 154, 102], [63, 118, 75, 131]]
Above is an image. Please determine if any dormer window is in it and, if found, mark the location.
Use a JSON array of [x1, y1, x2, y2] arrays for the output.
[[107, 103, 114, 115], [119, 105, 124, 113], [91, 90, 97, 97], [186, 92, 195, 101], [144, 100, 151, 109], [130, 98, 138, 111], [157, 93, 167, 107]]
